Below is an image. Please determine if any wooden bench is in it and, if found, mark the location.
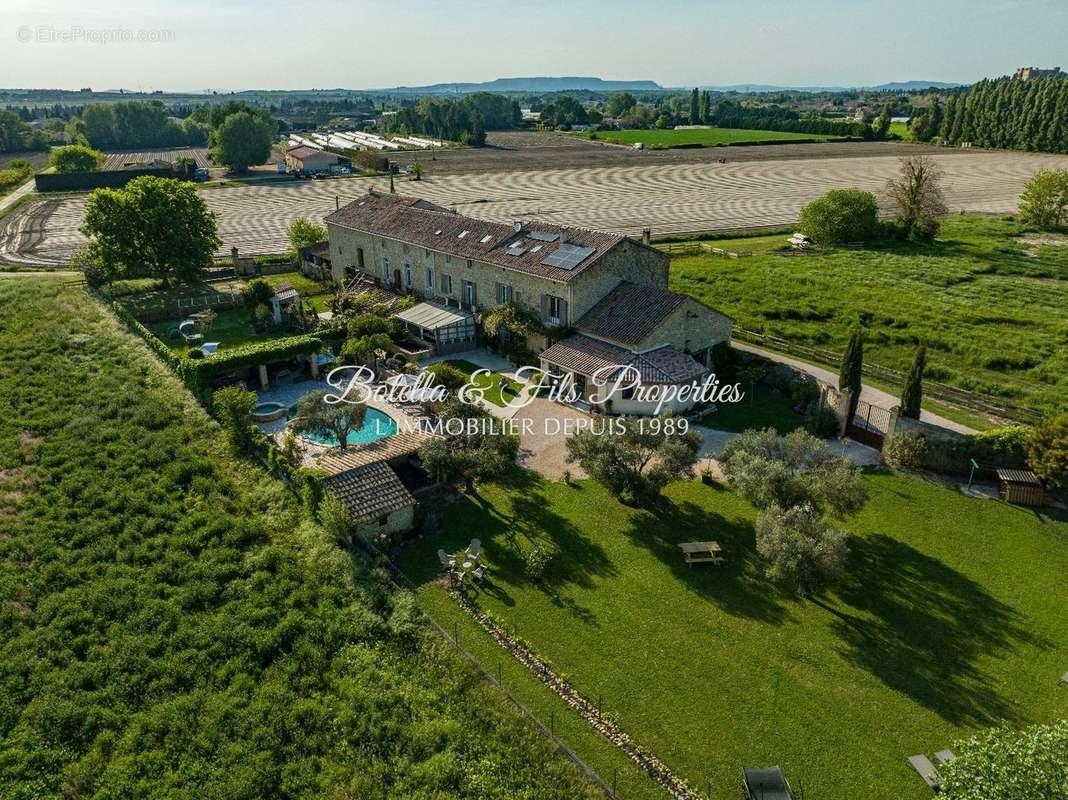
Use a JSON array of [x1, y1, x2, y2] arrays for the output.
[[678, 541, 724, 567]]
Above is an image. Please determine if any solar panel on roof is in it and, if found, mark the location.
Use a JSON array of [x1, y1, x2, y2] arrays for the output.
[[530, 245, 543, 252], [508, 245, 527, 256], [541, 243, 596, 270], [528, 231, 559, 242]]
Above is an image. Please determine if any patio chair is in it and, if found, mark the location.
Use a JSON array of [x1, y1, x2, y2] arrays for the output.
[[437, 549, 455, 572], [472, 564, 487, 583], [906, 755, 943, 792]]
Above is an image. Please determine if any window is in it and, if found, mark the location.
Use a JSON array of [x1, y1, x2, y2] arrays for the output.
[[547, 295, 563, 325], [378, 515, 388, 526], [425, 266, 434, 291], [480, 234, 492, 244], [466, 259, 473, 268], [462, 280, 476, 306], [496, 283, 513, 304], [357, 247, 365, 269], [382, 256, 390, 284], [458, 230, 469, 239], [404, 263, 412, 289], [440, 273, 452, 294]]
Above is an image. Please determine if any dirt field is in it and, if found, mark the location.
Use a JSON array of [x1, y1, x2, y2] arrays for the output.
[[4, 145, 1068, 266], [101, 147, 212, 170], [389, 131, 952, 175]]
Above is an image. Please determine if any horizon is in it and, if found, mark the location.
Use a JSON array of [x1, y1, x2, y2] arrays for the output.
[[2, 0, 1064, 92]]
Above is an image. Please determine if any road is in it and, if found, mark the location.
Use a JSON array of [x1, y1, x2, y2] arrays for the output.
[[0, 175, 37, 215], [733, 341, 975, 434], [4, 147, 1067, 267]]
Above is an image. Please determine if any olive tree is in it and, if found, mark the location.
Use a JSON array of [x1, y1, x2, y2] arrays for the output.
[[419, 400, 519, 494], [289, 389, 367, 450], [755, 504, 849, 596], [1018, 169, 1068, 230]]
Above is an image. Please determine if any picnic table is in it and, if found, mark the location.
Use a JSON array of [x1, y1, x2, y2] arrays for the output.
[[678, 541, 724, 566]]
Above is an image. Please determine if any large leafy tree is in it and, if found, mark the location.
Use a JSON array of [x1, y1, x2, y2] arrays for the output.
[[211, 111, 273, 172], [606, 92, 637, 118], [286, 216, 328, 259], [50, 144, 104, 173], [419, 400, 519, 493], [289, 389, 367, 450], [81, 175, 220, 287], [1018, 169, 1068, 229], [797, 189, 879, 246], [721, 428, 867, 596], [565, 416, 701, 506], [940, 720, 1068, 800]]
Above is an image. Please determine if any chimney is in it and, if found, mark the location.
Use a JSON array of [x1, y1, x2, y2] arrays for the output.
[[641, 228, 651, 245], [513, 219, 522, 232], [558, 228, 568, 245], [335, 195, 340, 211], [231, 246, 239, 265]]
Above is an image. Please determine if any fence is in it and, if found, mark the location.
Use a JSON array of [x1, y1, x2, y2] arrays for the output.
[[657, 241, 752, 258], [731, 328, 1044, 425]]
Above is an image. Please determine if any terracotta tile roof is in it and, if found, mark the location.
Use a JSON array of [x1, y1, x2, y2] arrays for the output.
[[325, 461, 415, 523], [317, 431, 432, 476], [287, 145, 327, 159], [325, 191, 625, 283], [540, 335, 707, 385], [576, 281, 688, 345]]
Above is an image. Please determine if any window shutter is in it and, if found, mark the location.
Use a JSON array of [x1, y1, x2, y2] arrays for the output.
[[541, 294, 549, 322], [559, 299, 568, 325]]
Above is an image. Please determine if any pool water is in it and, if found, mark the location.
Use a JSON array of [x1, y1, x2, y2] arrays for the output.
[[291, 406, 397, 446]]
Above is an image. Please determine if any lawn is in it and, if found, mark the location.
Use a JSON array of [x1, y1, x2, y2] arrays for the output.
[[0, 278, 600, 798], [698, 384, 804, 435], [572, 127, 845, 148], [147, 305, 302, 354], [398, 470, 1068, 800], [445, 359, 527, 407], [668, 215, 1068, 414]]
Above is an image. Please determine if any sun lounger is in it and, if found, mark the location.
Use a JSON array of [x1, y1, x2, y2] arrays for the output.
[[907, 755, 942, 792], [935, 750, 956, 765]]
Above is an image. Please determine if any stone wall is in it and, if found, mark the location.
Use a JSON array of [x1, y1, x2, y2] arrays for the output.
[[354, 504, 414, 542], [568, 240, 669, 319], [634, 298, 732, 359]]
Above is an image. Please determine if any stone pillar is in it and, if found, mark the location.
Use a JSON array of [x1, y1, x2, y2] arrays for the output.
[[835, 388, 852, 438], [886, 405, 901, 440], [310, 352, 319, 379], [258, 364, 269, 389]]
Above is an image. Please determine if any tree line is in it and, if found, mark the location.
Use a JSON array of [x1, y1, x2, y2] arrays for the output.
[[909, 75, 1067, 152], [0, 111, 47, 152], [713, 100, 873, 138], [381, 92, 521, 145]]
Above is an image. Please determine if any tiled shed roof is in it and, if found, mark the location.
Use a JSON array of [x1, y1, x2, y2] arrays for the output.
[[325, 461, 415, 523], [318, 431, 432, 476], [325, 191, 627, 283], [540, 335, 707, 385]]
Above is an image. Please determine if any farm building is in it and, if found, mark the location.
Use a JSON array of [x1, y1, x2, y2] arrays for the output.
[[286, 145, 341, 174]]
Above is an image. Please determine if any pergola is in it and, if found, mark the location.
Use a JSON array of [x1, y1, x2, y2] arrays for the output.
[[394, 301, 475, 353]]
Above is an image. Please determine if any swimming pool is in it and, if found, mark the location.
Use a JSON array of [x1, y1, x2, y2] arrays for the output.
[[291, 406, 398, 447]]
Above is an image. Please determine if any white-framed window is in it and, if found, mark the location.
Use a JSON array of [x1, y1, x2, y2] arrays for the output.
[[496, 283, 513, 304], [441, 273, 452, 294], [548, 295, 563, 325], [404, 263, 412, 289], [463, 280, 476, 306], [382, 257, 390, 284], [425, 266, 434, 291]]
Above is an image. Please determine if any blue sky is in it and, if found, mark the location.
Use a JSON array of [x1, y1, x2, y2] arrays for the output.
[[2, 0, 1064, 91]]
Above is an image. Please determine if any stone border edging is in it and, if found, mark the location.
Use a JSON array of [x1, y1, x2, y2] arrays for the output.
[[450, 588, 702, 800]]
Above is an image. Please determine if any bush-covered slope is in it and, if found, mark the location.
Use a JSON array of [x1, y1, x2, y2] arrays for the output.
[[0, 279, 597, 799]]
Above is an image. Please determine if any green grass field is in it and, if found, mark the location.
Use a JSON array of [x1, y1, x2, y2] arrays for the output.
[[667, 215, 1068, 414], [398, 470, 1068, 800], [573, 127, 845, 148], [889, 121, 912, 140]]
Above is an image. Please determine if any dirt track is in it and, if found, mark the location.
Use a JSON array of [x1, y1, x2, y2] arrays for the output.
[[4, 140, 1068, 266]]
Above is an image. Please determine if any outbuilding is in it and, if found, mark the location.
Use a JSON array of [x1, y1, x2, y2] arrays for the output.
[[286, 145, 341, 174]]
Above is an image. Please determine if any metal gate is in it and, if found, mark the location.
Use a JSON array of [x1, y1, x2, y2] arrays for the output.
[[846, 400, 892, 450]]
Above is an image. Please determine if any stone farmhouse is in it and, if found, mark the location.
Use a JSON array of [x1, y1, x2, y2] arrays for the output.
[[324, 190, 731, 413]]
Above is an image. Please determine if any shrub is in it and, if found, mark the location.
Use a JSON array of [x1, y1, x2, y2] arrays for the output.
[[1018, 169, 1068, 230], [1028, 413, 1068, 491], [940, 720, 1068, 800], [50, 144, 105, 173], [804, 404, 840, 438], [212, 386, 257, 453], [789, 376, 821, 409], [242, 277, 274, 311], [883, 432, 929, 470], [524, 543, 553, 580], [796, 189, 879, 246]]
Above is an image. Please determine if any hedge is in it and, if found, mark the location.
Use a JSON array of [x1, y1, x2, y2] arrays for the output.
[[884, 426, 1030, 476]]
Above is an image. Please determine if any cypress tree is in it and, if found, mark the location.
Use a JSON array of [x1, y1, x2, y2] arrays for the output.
[[690, 88, 700, 124], [900, 346, 927, 419], [838, 328, 864, 416]]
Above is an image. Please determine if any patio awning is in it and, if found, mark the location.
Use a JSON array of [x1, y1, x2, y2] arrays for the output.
[[394, 301, 472, 331]]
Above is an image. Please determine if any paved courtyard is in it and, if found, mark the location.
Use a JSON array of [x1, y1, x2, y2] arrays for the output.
[[4, 149, 1068, 266]]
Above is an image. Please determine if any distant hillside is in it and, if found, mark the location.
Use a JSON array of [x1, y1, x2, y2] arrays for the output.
[[699, 80, 963, 93], [382, 77, 662, 94]]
